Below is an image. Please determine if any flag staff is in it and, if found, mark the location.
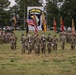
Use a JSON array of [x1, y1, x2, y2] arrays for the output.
[[24, 3, 25, 30]]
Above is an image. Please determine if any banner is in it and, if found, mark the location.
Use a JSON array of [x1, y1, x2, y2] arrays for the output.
[[27, 7, 43, 30]]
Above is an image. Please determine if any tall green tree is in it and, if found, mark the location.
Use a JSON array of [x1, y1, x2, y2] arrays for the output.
[[60, 0, 76, 28], [46, 0, 59, 27], [0, 0, 10, 27], [15, 0, 42, 26]]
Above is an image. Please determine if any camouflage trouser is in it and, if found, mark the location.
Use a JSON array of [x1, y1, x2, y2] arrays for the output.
[[21, 43, 25, 54], [47, 42, 51, 53], [61, 42, 65, 50], [34, 45, 40, 54], [28, 42, 32, 54], [41, 43, 46, 53], [53, 43, 57, 50], [11, 43, 16, 50]]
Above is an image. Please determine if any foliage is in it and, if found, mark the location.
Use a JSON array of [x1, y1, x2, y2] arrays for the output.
[[60, 0, 76, 27], [46, 0, 59, 27]]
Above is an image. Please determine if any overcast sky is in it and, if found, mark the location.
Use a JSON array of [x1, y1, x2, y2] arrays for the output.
[[9, 0, 16, 7]]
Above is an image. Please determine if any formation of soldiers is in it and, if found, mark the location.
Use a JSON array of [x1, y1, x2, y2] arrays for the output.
[[60, 32, 76, 50], [0, 30, 76, 54], [0, 30, 17, 50], [20, 32, 76, 54]]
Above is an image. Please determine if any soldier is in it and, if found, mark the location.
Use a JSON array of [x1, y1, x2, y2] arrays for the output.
[[9, 33, 17, 50], [47, 33, 53, 53], [70, 34, 76, 50], [20, 34, 26, 54], [60, 32, 66, 50], [41, 33, 47, 53], [27, 33, 32, 54], [34, 35, 41, 54], [52, 35, 58, 50]]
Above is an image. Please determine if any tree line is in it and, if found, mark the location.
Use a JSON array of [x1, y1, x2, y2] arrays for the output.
[[0, 0, 76, 29]]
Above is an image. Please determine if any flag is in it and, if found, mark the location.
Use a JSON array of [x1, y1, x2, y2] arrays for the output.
[[53, 17, 56, 32], [32, 14, 38, 34], [13, 15, 17, 25], [42, 12, 46, 32], [60, 17, 64, 31], [72, 18, 75, 33]]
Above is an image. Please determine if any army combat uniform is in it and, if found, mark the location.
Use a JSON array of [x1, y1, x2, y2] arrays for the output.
[[52, 35, 58, 50], [9, 33, 17, 50], [20, 34, 26, 54], [47, 34, 53, 53], [70, 34, 76, 50], [41, 34, 47, 53], [60, 34, 66, 50]]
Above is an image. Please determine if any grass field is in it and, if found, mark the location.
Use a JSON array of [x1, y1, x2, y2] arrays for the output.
[[0, 30, 76, 75]]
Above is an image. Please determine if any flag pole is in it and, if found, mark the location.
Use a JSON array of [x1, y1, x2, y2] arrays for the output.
[[24, 3, 25, 30]]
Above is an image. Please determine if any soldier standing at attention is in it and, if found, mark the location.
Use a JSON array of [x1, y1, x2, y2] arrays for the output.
[[70, 34, 76, 50], [34, 35, 41, 54], [20, 34, 26, 54], [60, 32, 66, 50], [27, 33, 32, 54], [41, 33, 47, 53], [52, 35, 58, 50], [9, 33, 17, 50], [47, 33, 53, 53]]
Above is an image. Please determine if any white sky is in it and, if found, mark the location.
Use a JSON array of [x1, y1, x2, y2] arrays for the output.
[[9, 0, 16, 7]]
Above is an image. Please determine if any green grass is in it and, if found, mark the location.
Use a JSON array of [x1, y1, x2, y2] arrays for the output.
[[0, 30, 76, 75]]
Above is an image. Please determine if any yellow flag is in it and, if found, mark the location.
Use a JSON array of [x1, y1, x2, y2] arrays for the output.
[[72, 18, 75, 33], [42, 12, 46, 32]]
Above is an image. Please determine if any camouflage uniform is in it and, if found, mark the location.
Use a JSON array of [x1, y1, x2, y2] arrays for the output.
[[9, 33, 17, 50], [60, 33, 66, 50], [20, 34, 26, 54], [47, 34, 53, 53], [27, 34, 32, 54], [41, 33, 46, 53], [34, 35, 41, 54], [70, 34, 76, 50], [52, 35, 58, 50]]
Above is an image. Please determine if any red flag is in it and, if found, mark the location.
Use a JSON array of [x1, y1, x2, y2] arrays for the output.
[[60, 17, 64, 31], [53, 18, 56, 32], [72, 18, 75, 33]]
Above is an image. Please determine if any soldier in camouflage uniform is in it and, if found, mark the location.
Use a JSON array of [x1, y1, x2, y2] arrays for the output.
[[60, 33, 66, 50], [47, 33, 53, 53], [27, 33, 32, 54], [9, 33, 17, 50], [52, 35, 58, 50], [41, 33, 47, 53], [20, 34, 26, 54], [70, 34, 76, 50], [34, 35, 41, 54]]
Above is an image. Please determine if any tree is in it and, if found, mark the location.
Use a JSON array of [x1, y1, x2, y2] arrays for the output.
[[0, 0, 10, 28], [60, 0, 76, 28], [15, 0, 42, 26], [46, 0, 59, 27]]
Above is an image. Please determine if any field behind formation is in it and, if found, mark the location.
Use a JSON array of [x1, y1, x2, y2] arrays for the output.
[[0, 31, 76, 75]]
